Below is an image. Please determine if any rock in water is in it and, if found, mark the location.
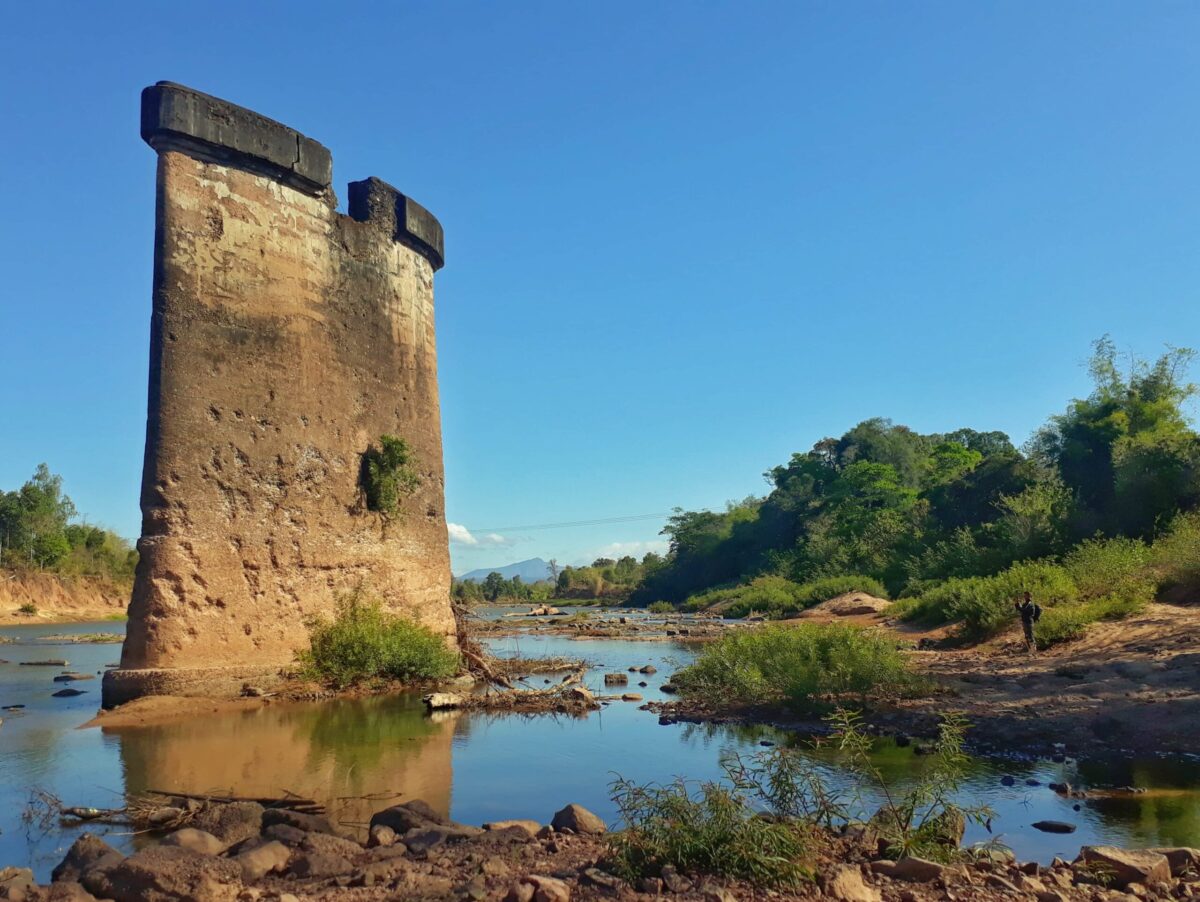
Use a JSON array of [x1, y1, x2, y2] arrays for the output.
[[52, 688, 87, 697], [550, 803, 606, 835], [603, 673, 628, 686], [423, 692, 463, 710], [1032, 820, 1076, 834]]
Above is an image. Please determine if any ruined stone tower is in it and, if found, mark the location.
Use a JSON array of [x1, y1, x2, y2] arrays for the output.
[[103, 82, 454, 706]]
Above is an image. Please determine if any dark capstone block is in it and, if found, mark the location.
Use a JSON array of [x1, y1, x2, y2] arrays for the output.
[[348, 176, 445, 270], [141, 81, 332, 196]]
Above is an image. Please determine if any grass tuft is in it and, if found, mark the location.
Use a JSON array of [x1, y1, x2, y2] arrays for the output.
[[671, 622, 920, 711], [298, 588, 459, 688]]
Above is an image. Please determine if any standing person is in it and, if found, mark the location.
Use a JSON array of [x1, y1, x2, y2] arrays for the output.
[[1014, 591, 1041, 653]]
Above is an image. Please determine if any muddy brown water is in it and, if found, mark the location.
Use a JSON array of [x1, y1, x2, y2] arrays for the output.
[[2, 613, 1199, 881]]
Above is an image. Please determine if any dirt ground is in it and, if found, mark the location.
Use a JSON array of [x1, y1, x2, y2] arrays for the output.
[[0, 572, 127, 626]]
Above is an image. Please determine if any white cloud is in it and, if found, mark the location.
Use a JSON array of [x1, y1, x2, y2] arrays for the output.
[[447, 523, 513, 547], [578, 539, 669, 564]]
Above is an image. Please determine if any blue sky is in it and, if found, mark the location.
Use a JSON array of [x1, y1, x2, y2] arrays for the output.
[[2, 3, 1199, 574]]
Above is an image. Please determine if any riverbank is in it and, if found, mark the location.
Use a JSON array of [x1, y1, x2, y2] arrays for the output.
[[649, 599, 1200, 760], [11, 796, 1198, 902], [0, 572, 127, 626]]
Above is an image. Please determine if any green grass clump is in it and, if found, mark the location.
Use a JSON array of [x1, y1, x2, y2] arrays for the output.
[[608, 775, 811, 888], [298, 590, 459, 688], [672, 622, 918, 710], [683, 574, 886, 619], [646, 600, 675, 614], [17, 602, 37, 615]]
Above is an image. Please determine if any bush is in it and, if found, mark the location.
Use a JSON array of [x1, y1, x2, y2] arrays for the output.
[[646, 600, 675, 614], [298, 590, 459, 687], [899, 560, 1077, 637], [17, 602, 37, 616], [1062, 537, 1152, 599], [1152, 511, 1200, 597], [608, 775, 811, 888], [685, 574, 887, 619], [360, 435, 420, 517], [672, 622, 919, 710], [1036, 582, 1154, 648]]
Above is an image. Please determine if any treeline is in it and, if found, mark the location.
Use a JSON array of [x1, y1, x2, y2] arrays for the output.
[[452, 572, 554, 604], [0, 464, 137, 584], [554, 554, 663, 599], [632, 338, 1200, 624]]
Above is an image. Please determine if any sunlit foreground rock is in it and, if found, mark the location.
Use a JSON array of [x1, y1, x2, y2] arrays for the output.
[[7, 797, 1200, 901]]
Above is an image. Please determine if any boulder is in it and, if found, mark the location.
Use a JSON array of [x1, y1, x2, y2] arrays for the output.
[[403, 825, 480, 855], [1077, 846, 1170, 889], [299, 831, 363, 861], [367, 824, 397, 848], [262, 824, 308, 846], [287, 850, 351, 879], [483, 820, 542, 840], [0, 869, 34, 902], [889, 857, 947, 882], [550, 804, 606, 835], [35, 883, 98, 902], [234, 841, 290, 881], [100, 846, 242, 902], [523, 875, 571, 902], [1147, 847, 1200, 877], [822, 865, 881, 902], [423, 693, 463, 710], [260, 807, 335, 835], [161, 828, 225, 856], [621, 693, 643, 702], [602, 673, 628, 686], [567, 687, 594, 705], [638, 665, 657, 674], [52, 835, 124, 885], [191, 801, 264, 845], [51, 689, 87, 698], [369, 799, 447, 835]]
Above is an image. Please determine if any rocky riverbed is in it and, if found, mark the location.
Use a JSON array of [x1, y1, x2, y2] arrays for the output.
[[4, 797, 1198, 902]]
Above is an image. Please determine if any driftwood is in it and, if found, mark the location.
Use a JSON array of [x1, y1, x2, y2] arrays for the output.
[[143, 789, 324, 814], [452, 599, 515, 689]]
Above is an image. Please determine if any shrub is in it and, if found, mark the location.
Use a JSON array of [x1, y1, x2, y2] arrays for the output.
[[725, 709, 993, 862], [685, 574, 887, 619], [1152, 511, 1200, 597], [1036, 582, 1155, 648], [672, 622, 919, 710], [17, 602, 37, 616], [899, 560, 1077, 637], [608, 775, 811, 888], [1062, 537, 1152, 599], [360, 435, 420, 517], [298, 590, 459, 687], [646, 600, 675, 614]]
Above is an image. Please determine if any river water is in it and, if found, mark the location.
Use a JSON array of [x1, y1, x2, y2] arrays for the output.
[[2, 614, 1199, 881]]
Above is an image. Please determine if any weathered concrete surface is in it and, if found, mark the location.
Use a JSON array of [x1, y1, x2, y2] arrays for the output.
[[105, 82, 453, 705]]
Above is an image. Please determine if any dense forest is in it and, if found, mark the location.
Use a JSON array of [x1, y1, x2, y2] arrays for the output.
[[0, 464, 137, 583], [628, 339, 1200, 639]]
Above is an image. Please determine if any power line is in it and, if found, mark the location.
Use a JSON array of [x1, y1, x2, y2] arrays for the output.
[[467, 511, 676, 534]]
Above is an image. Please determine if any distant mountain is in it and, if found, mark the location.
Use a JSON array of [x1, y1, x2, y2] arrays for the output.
[[457, 558, 553, 584]]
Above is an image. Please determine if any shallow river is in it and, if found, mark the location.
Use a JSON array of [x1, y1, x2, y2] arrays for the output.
[[2, 614, 1199, 881]]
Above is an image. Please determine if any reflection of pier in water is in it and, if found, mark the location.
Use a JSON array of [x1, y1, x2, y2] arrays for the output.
[[109, 693, 458, 832]]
